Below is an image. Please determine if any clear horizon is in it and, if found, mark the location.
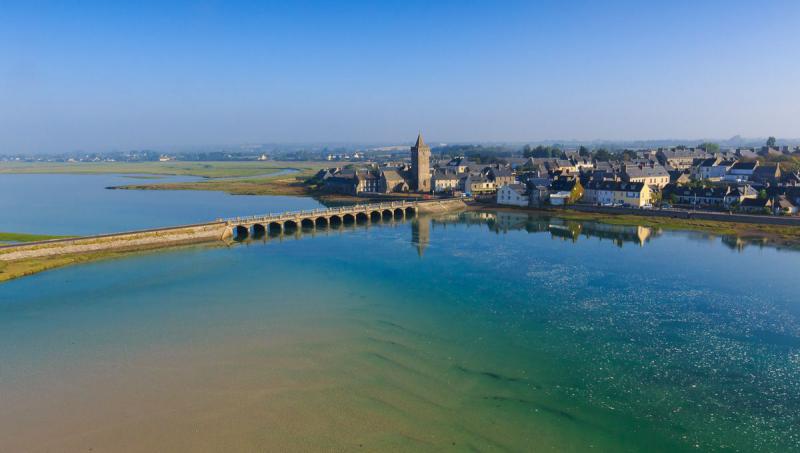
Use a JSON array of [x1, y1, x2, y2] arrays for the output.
[[2, 0, 799, 153]]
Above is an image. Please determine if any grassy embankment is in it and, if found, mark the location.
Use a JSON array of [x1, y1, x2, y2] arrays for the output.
[[0, 232, 72, 243], [0, 251, 120, 282], [0, 241, 227, 283]]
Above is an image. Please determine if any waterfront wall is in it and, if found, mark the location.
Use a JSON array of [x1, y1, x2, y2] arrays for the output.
[[564, 205, 800, 226], [0, 222, 227, 261], [417, 198, 468, 214]]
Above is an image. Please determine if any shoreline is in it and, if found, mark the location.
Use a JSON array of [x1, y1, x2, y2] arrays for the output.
[[468, 202, 800, 247], [0, 240, 229, 283]]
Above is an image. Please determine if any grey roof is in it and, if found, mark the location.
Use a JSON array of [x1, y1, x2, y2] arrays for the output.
[[489, 167, 514, 177], [503, 183, 527, 195], [585, 180, 645, 192], [740, 197, 769, 208], [469, 174, 491, 183], [669, 186, 729, 198], [381, 169, 406, 182], [753, 164, 780, 177], [775, 196, 796, 209], [433, 172, 459, 181], [658, 148, 710, 159], [730, 161, 758, 171], [624, 164, 669, 178], [550, 177, 579, 192]]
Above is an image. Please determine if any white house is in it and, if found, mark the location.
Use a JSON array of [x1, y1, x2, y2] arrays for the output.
[[724, 161, 758, 182], [496, 184, 529, 206]]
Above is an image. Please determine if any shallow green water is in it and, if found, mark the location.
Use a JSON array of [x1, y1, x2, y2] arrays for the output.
[[1, 211, 798, 451]]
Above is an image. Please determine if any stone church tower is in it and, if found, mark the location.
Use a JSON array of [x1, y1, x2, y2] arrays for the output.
[[410, 133, 431, 192]]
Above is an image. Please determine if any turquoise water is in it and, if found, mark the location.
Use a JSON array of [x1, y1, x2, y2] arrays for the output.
[[1, 208, 798, 451], [0, 173, 323, 235]]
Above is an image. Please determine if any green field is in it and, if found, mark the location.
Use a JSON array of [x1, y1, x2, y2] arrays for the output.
[[0, 232, 72, 243]]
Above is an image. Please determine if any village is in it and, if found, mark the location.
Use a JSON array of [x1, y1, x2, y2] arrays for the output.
[[313, 134, 800, 216]]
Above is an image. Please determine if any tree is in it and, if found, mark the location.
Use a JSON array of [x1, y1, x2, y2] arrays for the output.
[[767, 136, 777, 147], [758, 189, 768, 199], [578, 145, 590, 157], [650, 190, 663, 205], [522, 146, 533, 158], [594, 148, 612, 161], [698, 142, 720, 153]]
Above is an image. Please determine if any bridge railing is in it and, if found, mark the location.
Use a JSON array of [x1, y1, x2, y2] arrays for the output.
[[223, 200, 420, 224]]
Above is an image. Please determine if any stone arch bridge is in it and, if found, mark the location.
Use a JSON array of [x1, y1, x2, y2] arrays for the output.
[[223, 200, 421, 240]]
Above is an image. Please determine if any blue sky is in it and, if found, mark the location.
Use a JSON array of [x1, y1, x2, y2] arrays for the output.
[[1, 0, 799, 153]]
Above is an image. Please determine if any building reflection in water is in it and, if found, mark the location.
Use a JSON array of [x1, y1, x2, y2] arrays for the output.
[[428, 211, 660, 248], [411, 217, 430, 257], [243, 210, 788, 255]]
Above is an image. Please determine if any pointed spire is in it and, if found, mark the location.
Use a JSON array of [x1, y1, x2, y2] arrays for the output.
[[415, 132, 426, 148]]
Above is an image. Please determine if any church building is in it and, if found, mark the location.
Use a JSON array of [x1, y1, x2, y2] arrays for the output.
[[411, 133, 431, 192]]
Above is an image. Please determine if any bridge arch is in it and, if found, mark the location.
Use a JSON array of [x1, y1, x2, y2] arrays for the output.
[[268, 221, 283, 235], [233, 225, 249, 241], [315, 217, 329, 228], [370, 210, 382, 222], [301, 218, 315, 229], [329, 215, 342, 228], [356, 212, 369, 224], [405, 206, 416, 217], [283, 220, 299, 231], [251, 223, 266, 238], [382, 209, 393, 219], [394, 208, 405, 218], [343, 213, 355, 224]]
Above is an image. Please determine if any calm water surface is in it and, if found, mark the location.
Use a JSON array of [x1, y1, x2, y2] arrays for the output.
[[1, 176, 799, 452], [0, 173, 323, 235]]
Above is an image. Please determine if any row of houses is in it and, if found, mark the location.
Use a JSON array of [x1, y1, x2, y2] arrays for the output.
[[498, 177, 653, 208], [498, 177, 800, 215]]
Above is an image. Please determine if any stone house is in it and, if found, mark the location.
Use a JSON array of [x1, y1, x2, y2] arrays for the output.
[[378, 168, 409, 193], [583, 181, 652, 207], [622, 163, 670, 188], [431, 172, 460, 193], [464, 174, 496, 196], [485, 166, 517, 187], [496, 184, 529, 207], [657, 148, 711, 170]]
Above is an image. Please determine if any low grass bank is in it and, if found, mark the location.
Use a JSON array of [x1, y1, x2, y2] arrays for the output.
[[0, 232, 73, 243], [115, 174, 312, 196], [111, 168, 373, 204], [0, 242, 224, 283]]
